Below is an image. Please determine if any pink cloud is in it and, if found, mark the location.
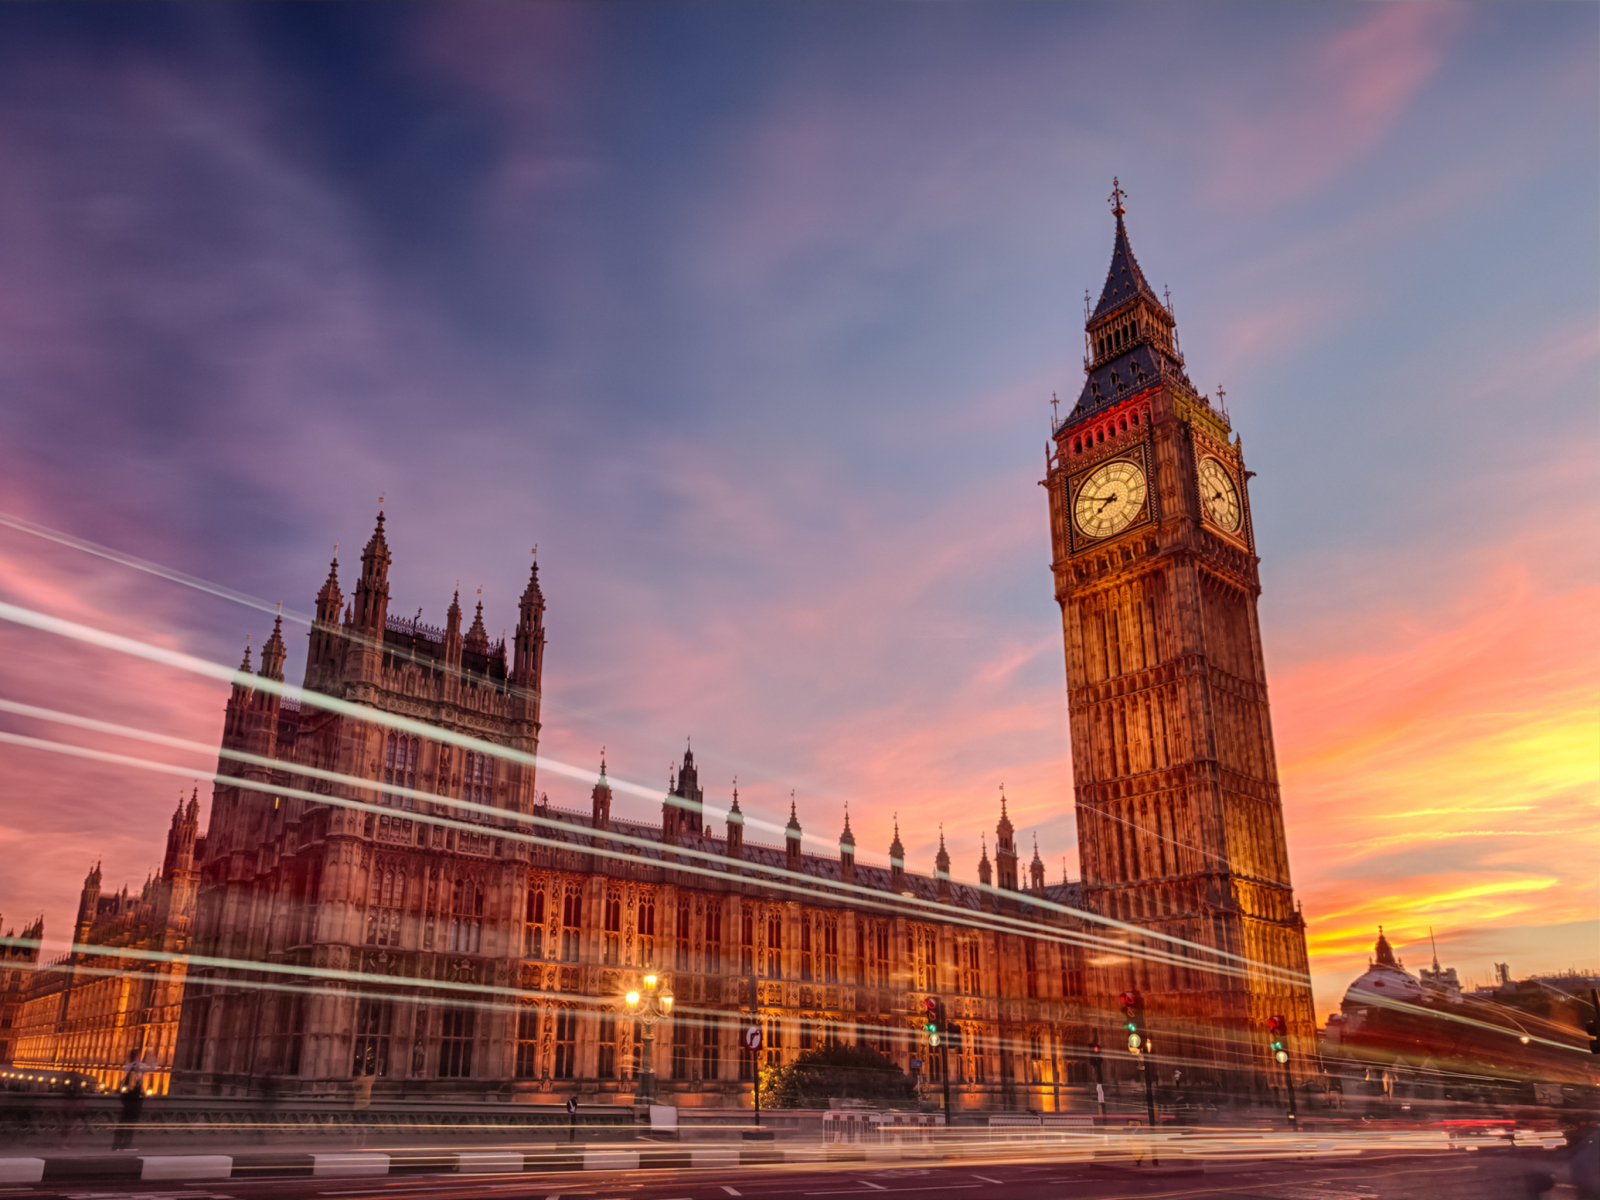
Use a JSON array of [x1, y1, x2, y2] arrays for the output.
[[0, 531, 230, 954], [1202, 5, 1464, 209]]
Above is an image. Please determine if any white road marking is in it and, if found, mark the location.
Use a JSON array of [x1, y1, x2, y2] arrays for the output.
[[971, 1177, 1005, 1185], [805, 1188, 982, 1197], [722, 1189, 743, 1196]]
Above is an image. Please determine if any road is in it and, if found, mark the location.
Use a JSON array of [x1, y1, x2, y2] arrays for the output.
[[2, 1147, 1570, 1200]]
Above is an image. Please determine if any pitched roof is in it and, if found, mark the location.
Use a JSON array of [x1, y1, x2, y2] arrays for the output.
[[1090, 212, 1162, 322], [532, 807, 1082, 918]]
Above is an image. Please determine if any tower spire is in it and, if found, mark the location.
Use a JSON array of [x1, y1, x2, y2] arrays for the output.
[[888, 814, 906, 894], [513, 550, 545, 687], [352, 509, 392, 634], [259, 614, 286, 682], [1090, 181, 1159, 321]]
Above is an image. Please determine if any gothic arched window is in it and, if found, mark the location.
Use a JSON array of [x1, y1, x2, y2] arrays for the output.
[[366, 866, 404, 947], [448, 877, 483, 954], [462, 750, 493, 817], [382, 733, 418, 809]]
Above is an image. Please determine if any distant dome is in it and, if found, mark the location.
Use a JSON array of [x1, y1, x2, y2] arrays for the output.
[[1345, 960, 1424, 1006], [1343, 927, 1424, 1008]]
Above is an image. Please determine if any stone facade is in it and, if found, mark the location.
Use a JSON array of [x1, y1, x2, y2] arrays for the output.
[[170, 515, 1094, 1107], [1043, 189, 1316, 1085], [11, 796, 199, 1093], [1, 912, 44, 1065]]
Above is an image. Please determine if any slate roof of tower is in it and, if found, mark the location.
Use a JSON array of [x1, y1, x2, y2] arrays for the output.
[[1068, 211, 1197, 421], [1091, 214, 1162, 321]]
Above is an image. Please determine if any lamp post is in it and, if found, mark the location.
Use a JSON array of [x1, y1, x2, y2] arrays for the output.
[[625, 974, 674, 1104]]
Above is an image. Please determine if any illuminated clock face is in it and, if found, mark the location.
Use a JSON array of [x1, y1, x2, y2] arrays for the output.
[[1197, 456, 1241, 532], [1073, 459, 1148, 539]]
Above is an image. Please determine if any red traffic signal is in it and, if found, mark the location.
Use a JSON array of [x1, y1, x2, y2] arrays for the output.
[[924, 997, 939, 1019], [1267, 1014, 1287, 1036]]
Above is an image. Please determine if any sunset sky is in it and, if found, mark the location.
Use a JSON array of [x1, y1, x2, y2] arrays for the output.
[[0, 3, 1594, 1021]]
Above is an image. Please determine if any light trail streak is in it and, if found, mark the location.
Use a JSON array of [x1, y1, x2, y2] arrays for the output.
[[0, 515, 1268, 914], [0, 716, 1297, 993], [0, 509, 312, 625], [0, 598, 1315, 991]]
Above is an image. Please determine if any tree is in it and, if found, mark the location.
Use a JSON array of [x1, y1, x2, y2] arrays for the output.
[[762, 1044, 916, 1109]]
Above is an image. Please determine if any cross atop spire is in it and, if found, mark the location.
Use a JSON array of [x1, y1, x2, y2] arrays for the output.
[[1109, 176, 1126, 218], [1090, 186, 1161, 322]]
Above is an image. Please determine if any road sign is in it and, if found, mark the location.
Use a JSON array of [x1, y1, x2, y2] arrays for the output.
[[743, 1026, 762, 1051], [1127, 1032, 1142, 1052]]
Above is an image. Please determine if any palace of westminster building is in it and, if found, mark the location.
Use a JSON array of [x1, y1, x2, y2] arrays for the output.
[[12, 195, 1315, 1108]]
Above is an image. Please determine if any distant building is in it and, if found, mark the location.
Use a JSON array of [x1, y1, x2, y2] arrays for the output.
[[12, 794, 200, 1094], [1319, 931, 1600, 1105], [1417, 934, 1461, 1002], [1, 913, 44, 1064]]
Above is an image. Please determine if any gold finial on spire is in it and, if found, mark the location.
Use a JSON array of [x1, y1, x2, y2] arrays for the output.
[[1109, 176, 1126, 217]]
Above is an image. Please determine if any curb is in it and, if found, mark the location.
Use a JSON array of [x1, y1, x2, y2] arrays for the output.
[[0, 1145, 926, 1184]]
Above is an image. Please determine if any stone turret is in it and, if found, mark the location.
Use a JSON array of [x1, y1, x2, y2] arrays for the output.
[[889, 818, 906, 895], [785, 797, 803, 874], [590, 753, 612, 832], [512, 555, 545, 689], [307, 554, 343, 683], [725, 784, 744, 865], [258, 614, 286, 683], [351, 511, 391, 636], [443, 589, 464, 670], [935, 828, 951, 903], [995, 791, 1018, 892], [72, 861, 102, 945], [839, 805, 856, 887]]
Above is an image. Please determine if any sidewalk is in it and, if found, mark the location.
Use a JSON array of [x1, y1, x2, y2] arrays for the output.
[[2, 1119, 1572, 1186], [0, 1139, 936, 1185]]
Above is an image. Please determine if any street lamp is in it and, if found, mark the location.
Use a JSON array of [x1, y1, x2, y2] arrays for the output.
[[624, 973, 674, 1104]]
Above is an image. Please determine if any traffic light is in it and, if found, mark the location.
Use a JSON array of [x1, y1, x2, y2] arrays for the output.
[[923, 997, 941, 1046], [1268, 1014, 1289, 1064], [1121, 990, 1143, 1052]]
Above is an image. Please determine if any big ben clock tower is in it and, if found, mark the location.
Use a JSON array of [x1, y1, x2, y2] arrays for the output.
[[1044, 182, 1314, 1088]]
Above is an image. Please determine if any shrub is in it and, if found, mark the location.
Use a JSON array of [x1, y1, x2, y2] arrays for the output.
[[760, 1043, 916, 1109]]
